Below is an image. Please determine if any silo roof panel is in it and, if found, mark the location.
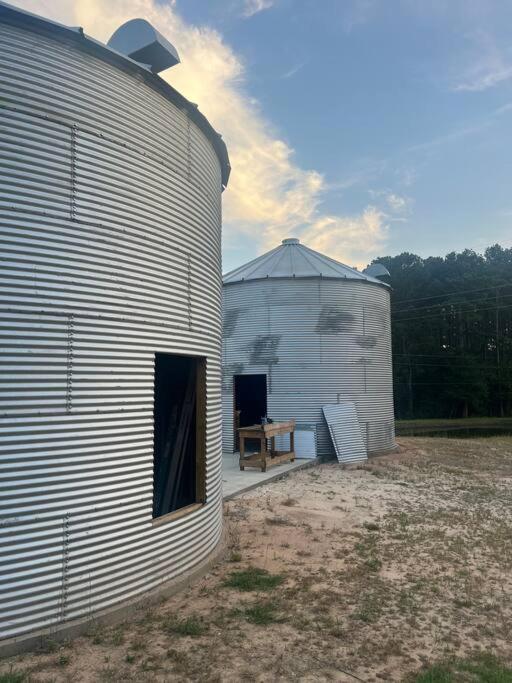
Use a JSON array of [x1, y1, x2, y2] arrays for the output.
[[223, 238, 388, 286]]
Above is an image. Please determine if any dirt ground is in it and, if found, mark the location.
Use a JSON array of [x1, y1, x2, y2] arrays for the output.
[[3, 436, 512, 683]]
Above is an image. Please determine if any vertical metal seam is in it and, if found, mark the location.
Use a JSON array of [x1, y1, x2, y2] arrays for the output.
[[70, 123, 77, 221], [186, 114, 192, 182], [60, 512, 71, 621], [187, 253, 192, 330], [65, 313, 74, 413]]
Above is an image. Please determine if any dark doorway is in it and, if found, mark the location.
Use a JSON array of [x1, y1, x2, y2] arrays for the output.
[[153, 353, 206, 519], [233, 374, 267, 452]]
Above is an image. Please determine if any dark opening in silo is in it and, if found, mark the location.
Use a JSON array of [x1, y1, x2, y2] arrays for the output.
[[153, 354, 206, 518]]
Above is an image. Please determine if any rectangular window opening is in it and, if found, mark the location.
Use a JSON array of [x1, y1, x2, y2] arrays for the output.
[[153, 353, 206, 519]]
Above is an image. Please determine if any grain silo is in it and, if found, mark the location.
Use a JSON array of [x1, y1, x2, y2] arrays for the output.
[[222, 238, 395, 459], [0, 3, 229, 651]]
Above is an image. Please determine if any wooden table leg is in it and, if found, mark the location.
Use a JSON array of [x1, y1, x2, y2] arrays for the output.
[[260, 436, 267, 472], [240, 435, 245, 470], [271, 436, 275, 456], [290, 430, 295, 461]]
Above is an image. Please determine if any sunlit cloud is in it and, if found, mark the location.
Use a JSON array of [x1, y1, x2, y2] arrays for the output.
[[11, 0, 390, 268]]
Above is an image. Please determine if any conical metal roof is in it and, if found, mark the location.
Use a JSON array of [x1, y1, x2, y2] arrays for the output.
[[223, 238, 387, 286]]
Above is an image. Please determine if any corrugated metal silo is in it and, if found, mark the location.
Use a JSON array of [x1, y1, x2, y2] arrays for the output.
[[0, 3, 229, 650], [222, 238, 395, 458]]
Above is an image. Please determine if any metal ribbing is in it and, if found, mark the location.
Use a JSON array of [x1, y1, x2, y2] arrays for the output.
[[222, 278, 395, 457], [0, 21, 224, 641]]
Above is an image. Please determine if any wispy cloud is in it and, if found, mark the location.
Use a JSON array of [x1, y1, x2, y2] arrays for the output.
[[11, 0, 390, 267], [406, 119, 494, 154], [370, 190, 412, 214], [451, 31, 512, 92], [340, 0, 376, 34], [241, 0, 274, 19], [280, 61, 306, 80]]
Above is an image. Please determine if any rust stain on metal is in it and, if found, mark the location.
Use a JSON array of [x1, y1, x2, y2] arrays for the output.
[[249, 335, 281, 365], [315, 306, 355, 334], [223, 309, 240, 339], [356, 335, 377, 349]]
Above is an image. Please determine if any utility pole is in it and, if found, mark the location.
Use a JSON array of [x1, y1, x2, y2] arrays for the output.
[[496, 287, 503, 417]]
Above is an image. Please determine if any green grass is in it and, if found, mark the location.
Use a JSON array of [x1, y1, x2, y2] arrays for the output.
[[0, 672, 26, 683], [223, 567, 285, 592], [412, 654, 512, 682], [162, 615, 208, 637], [396, 417, 512, 429], [240, 601, 283, 625]]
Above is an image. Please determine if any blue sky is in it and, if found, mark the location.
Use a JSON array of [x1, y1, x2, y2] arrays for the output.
[[16, 0, 512, 272], [175, 0, 512, 269]]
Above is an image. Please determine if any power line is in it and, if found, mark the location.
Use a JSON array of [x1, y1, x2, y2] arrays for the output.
[[394, 381, 497, 385], [392, 302, 512, 324], [394, 361, 500, 369], [393, 353, 488, 358], [393, 291, 512, 315], [392, 283, 510, 306]]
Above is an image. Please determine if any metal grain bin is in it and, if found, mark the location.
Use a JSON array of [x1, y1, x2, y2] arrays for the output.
[[0, 3, 229, 648], [222, 238, 395, 458]]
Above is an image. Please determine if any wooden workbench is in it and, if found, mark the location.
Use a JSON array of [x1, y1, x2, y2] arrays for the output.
[[238, 420, 296, 472]]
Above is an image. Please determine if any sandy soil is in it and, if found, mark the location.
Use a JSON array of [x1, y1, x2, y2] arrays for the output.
[[3, 436, 512, 682]]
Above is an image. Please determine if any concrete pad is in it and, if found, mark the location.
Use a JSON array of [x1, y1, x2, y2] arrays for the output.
[[222, 451, 317, 500]]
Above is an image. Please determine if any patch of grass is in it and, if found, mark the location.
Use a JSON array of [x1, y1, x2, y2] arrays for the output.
[[57, 654, 70, 666], [363, 521, 380, 532], [0, 671, 26, 683], [36, 638, 58, 654], [162, 615, 208, 637], [352, 591, 383, 623], [365, 557, 382, 572], [223, 567, 285, 592], [265, 515, 290, 526], [412, 653, 512, 682], [240, 601, 284, 626], [229, 551, 242, 562], [86, 622, 106, 645]]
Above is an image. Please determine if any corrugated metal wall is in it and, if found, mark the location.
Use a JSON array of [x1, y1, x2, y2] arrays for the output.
[[0, 21, 224, 641], [222, 278, 395, 457]]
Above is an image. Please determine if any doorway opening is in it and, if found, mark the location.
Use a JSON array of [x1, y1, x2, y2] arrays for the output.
[[233, 374, 267, 452], [152, 353, 206, 520]]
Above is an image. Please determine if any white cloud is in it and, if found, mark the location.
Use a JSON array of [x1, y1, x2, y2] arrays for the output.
[[300, 207, 389, 267], [280, 61, 306, 79], [451, 31, 512, 92], [369, 190, 411, 214], [241, 0, 274, 19], [11, 0, 389, 268]]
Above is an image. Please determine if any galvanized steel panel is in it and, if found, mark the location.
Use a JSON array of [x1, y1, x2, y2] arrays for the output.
[[322, 403, 367, 464], [0, 19, 224, 641], [222, 277, 395, 457]]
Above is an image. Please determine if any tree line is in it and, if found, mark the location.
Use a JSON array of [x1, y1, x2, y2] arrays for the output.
[[373, 244, 512, 419]]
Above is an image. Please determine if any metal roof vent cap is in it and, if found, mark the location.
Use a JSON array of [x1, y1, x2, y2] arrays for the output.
[[107, 19, 180, 73], [282, 237, 300, 245], [363, 263, 391, 280]]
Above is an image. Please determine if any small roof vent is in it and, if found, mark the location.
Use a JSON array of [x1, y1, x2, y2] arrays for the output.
[[363, 263, 390, 280], [282, 237, 300, 245], [107, 19, 180, 73]]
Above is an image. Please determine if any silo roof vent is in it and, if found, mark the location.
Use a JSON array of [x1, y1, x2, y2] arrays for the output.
[[282, 237, 300, 245], [363, 263, 390, 280], [107, 18, 180, 73]]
